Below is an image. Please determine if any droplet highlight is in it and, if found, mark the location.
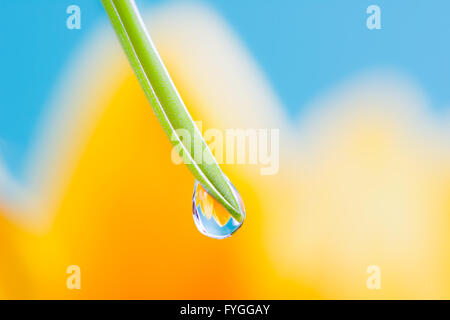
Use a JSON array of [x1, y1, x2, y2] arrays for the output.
[[192, 180, 245, 239]]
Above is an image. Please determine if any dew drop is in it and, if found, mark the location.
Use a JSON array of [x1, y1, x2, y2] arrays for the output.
[[192, 179, 245, 239]]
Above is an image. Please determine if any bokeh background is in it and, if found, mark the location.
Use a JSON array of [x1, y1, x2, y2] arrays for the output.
[[0, 0, 449, 299]]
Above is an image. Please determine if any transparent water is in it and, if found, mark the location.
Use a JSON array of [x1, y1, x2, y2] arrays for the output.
[[192, 179, 245, 239]]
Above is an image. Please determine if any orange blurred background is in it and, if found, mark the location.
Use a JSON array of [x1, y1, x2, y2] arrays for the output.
[[0, 2, 449, 299]]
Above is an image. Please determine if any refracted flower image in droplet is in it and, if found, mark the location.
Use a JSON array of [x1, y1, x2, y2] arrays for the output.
[[192, 180, 245, 239]]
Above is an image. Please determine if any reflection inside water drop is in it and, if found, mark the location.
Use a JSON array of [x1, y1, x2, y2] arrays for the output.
[[192, 180, 245, 239]]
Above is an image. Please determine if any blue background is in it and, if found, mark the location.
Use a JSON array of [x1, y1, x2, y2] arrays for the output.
[[1, 0, 449, 179]]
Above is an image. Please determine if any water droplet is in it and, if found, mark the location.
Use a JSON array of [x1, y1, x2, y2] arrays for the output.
[[192, 179, 245, 239]]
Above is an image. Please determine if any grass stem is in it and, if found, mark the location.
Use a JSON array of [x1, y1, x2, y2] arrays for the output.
[[101, 0, 243, 221]]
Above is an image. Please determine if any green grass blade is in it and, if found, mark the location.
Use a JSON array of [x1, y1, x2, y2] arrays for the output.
[[101, 0, 243, 221]]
